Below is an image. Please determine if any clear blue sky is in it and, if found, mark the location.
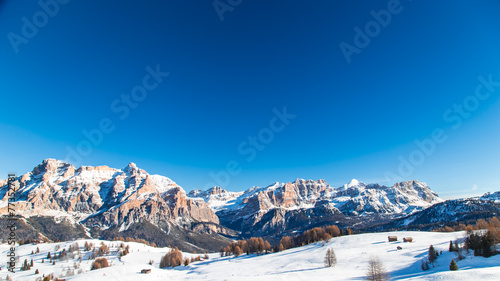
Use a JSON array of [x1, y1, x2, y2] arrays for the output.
[[1, 0, 499, 199]]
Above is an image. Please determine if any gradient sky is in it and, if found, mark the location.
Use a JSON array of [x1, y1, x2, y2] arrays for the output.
[[1, 0, 499, 198]]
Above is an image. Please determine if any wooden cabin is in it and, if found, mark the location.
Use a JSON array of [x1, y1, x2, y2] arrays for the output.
[[388, 236, 398, 242], [141, 269, 152, 274], [403, 237, 413, 242]]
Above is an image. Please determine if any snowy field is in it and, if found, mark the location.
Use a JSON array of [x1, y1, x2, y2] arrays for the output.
[[1, 231, 499, 280]]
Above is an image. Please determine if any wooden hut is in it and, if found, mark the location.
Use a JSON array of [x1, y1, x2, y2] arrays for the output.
[[141, 269, 152, 274], [388, 236, 398, 242], [403, 237, 413, 242]]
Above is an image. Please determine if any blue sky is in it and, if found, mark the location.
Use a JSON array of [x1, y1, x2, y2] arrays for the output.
[[1, 0, 499, 198]]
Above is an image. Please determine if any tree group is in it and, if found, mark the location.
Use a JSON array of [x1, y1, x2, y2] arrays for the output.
[[160, 247, 183, 268]]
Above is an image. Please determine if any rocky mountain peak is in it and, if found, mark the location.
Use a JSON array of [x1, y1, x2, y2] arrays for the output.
[[1, 160, 219, 233], [208, 186, 227, 195], [32, 158, 71, 175]]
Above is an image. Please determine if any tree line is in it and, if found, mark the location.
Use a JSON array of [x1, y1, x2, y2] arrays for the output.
[[220, 224, 353, 257]]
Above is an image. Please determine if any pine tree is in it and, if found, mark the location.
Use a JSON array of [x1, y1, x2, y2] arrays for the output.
[[30, 259, 34, 267], [21, 259, 29, 271], [428, 245, 437, 264], [47, 252, 51, 259], [420, 260, 430, 271], [324, 248, 337, 267], [449, 241, 454, 252], [35, 269, 39, 274], [449, 259, 458, 271]]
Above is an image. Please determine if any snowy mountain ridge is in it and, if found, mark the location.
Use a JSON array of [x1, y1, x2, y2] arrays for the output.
[[2, 158, 497, 246], [191, 178, 443, 217]]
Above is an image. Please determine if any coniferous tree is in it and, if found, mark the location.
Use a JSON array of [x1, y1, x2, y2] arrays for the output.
[[47, 252, 51, 259], [21, 259, 29, 271], [449, 259, 458, 271], [481, 232, 493, 258], [428, 245, 437, 265], [449, 241, 454, 252], [35, 269, 39, 274], [420, 260, 430, 271]]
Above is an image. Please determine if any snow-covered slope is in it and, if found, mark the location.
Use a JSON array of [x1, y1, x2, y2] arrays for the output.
[[1, 231, 498, 280]]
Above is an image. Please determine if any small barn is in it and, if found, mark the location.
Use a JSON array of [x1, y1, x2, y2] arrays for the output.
[[141, 269, 152, 274], [388, 236, 398, 242], [403, 237, 413, 242]]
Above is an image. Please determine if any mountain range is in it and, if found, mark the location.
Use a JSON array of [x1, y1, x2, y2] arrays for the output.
[[1, 159, 498, 251]]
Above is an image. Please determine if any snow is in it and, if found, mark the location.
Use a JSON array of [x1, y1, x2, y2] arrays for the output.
[[347, 179, 361, 187], [1, 231, 499, 281]]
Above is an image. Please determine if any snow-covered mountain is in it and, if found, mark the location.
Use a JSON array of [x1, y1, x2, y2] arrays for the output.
[[194, 179, 442, 215], [376, 195, 500, 231], [189, 178, 443, 237], [2, 158, 497, 249], [0, 159, 231, 251]]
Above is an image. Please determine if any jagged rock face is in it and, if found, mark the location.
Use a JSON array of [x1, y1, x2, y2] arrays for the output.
[[0, 159, 218, 230], [193, 178, 443, 236]]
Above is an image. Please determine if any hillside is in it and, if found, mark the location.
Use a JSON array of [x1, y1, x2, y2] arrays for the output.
[[1, 231, 499, 280]]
